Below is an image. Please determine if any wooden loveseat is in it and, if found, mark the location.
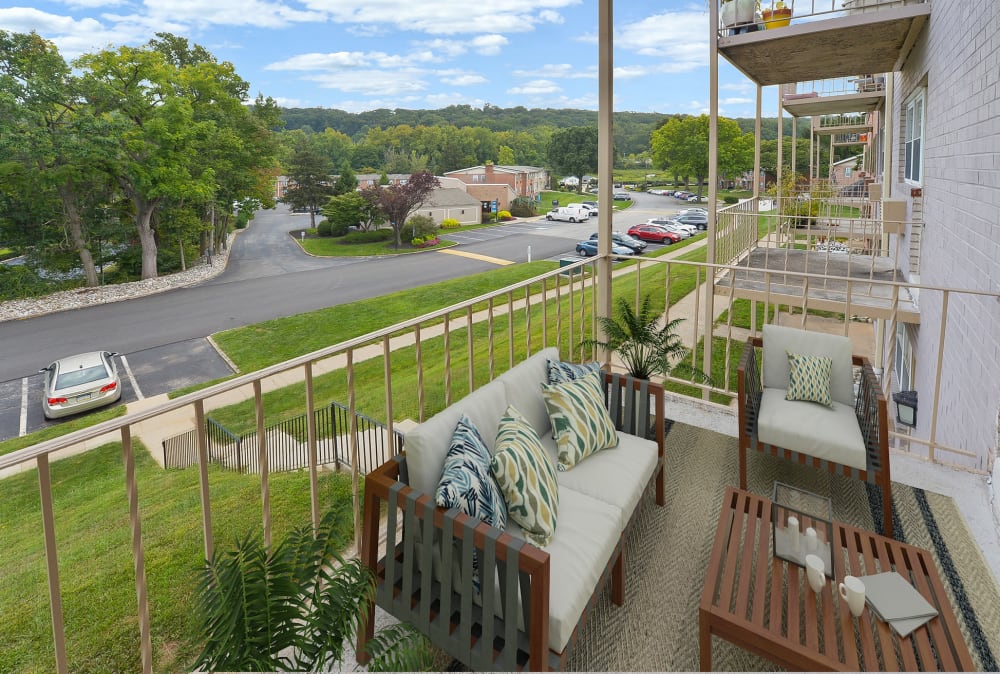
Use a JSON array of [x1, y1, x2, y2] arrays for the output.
[[356, 347, 666, 670], [737, 324, 892, 536]]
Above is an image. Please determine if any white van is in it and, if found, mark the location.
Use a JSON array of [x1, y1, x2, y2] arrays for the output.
[[545, 206, 590, 223]]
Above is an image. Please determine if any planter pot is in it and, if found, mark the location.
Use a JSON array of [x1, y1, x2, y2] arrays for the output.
[[762, 7, 792, 28], [721, 0, 757, 27]]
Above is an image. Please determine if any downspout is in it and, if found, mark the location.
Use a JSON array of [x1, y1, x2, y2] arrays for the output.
[[597, 0, 614, 364], [704, 0, 719, 396]]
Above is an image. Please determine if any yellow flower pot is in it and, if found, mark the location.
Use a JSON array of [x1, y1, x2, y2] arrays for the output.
[[762, 7, 792, 28]]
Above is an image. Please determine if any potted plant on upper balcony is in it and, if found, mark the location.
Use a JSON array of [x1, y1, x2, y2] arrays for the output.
[[761, 0, 792, 28], [721, 0, 759, 32]]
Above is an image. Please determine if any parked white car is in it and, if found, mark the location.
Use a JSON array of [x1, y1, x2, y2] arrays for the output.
[[646, 217, 696, 238], [546, 206, 590, 223], [40, 351, 122, 419]]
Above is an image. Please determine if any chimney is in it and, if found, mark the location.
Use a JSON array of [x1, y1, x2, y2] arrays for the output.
[[485, 164, 494, 180]]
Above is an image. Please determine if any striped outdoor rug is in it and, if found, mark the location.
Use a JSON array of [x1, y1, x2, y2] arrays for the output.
[[563, 422, 1000, 672]]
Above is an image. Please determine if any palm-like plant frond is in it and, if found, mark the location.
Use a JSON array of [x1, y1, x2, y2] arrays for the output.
[[583, 294, 714, 385]]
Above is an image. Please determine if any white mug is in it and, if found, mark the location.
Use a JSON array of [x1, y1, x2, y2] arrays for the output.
[[805, 554, 826, 593], [839, 575, 866, 617]]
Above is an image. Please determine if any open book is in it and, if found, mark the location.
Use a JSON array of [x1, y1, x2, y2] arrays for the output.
[[857, 571, 939, 638]]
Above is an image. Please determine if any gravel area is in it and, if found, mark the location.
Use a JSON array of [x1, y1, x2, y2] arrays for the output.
[[0, 240, 232, 323]]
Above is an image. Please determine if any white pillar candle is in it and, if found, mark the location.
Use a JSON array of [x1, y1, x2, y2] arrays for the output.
[[787, 515, 800, 554], [805, 526, 818, 553]]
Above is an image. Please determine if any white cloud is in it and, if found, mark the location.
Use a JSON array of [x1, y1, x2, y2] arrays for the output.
[[507, 79, 561, 95], [537, 10, 564, 24], [304, 69, 428, 96], [471, 34, 508, 56], [299, 0, 583, 35], [419, 38, 467, 58], [513, 63, 596, 80], [0, 7, 140, 57], [132, 0, 327, 29], [440, 72, 488, 86], [616, 9, 708, 68], [266, 50, 436, 71]]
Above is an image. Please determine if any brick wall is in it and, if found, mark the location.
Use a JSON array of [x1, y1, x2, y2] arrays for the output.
[[890, 0, 1000, 470]]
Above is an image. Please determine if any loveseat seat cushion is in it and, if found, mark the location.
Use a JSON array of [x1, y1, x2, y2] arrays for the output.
[[497, 347, 559, 439], [547, 431, 658, 530], [405, 379, 507, 496], [757, 388, 867, 470], [504, 486, 621, 654], [762, 324, 855, 406]]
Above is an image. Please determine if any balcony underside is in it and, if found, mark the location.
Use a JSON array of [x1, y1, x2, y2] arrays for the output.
[[785, 91, 885, 117], [719, 4, 930, 86], [715, 248, 919, 323]]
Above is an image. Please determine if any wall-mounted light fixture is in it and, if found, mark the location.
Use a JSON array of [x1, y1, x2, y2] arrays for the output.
[[892, 390, 918, 427]]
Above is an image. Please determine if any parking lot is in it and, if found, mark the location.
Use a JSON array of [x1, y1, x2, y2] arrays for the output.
[[0, 338, 234, 442]]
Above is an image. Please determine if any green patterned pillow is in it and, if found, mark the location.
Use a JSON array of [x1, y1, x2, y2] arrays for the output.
[[541, 370, 619, 471], [785, 351, 833, 407], [490, 406, 559, 547]]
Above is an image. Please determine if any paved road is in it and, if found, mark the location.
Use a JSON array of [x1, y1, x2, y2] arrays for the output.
[[0, 193, 691, 440]]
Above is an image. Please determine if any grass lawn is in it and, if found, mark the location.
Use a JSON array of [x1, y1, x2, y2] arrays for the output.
[[0, 405, 126, 459], [0, 441, 354, 673], [299, 235, 454, 257]]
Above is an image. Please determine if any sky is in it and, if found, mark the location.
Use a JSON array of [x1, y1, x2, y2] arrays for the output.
[[1, 0, 776, 118]]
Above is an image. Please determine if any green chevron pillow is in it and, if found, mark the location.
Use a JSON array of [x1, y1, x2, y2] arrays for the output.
[[785, 351, 834, 407], [491, 406, 559, 547], [542, 369, 619, 471]]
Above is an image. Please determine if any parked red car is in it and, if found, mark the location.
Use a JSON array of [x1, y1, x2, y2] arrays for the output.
[[627, 223, 681, 244]]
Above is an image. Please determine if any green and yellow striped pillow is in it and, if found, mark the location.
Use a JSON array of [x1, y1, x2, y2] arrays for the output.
[[785, 351, 834, 407], [542, 370, 619, 471], [491, 406, 559, 547]]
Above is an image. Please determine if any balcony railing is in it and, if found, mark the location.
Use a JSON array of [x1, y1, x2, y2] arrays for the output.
[[2, 246, 995, 672]]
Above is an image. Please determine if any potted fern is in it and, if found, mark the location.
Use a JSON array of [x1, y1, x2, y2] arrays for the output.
[[583, 294, 714, 384], [193, 508, 432, 672]]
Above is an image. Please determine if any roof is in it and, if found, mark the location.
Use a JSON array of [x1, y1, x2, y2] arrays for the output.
[[443, 165, 546, 175], [424, 187, 481, 208]]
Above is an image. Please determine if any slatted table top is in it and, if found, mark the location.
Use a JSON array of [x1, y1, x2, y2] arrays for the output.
[[698, 487, 974, 671]]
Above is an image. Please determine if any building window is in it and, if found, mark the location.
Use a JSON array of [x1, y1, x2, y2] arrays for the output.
[[894, 323, 912, 392], [904, 89, 925, 185]]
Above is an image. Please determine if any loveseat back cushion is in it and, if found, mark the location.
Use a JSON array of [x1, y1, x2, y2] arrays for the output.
[[497, 347, 559, 439], [404, 379, 507, 496], [756, 388, 867, 470], [762, 324, 855, 406], [503, 486, 621, 654]]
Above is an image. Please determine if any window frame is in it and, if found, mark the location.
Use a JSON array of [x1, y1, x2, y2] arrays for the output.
[[904, 88, 925, 186], [894, 322, 913, 392]]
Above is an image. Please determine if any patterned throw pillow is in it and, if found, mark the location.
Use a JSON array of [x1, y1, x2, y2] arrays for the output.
[[542, 370, 619, 471], [490, 406, 559, 547], [785, 351, 834, 407], [435, 415, 507, 531], [546, 358, 601, 384]]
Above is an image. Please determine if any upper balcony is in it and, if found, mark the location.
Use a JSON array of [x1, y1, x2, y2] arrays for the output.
[[717, 0, 931, 86], [781, 78, 885, 117]]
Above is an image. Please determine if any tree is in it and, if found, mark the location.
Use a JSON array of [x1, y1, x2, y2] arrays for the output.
[[497, 145, 516, 166], [547, 126, 598, 194], [321, 191, 383, 232], [283, 145, 333, 228], [332, 162, 357, 196], [364, 171, 439, 248], [650, 115, 753, 197]]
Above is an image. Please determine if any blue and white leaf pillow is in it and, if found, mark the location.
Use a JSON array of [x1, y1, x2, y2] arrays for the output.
[[435, 415, 507, 530], [546, 358, 601, 384]]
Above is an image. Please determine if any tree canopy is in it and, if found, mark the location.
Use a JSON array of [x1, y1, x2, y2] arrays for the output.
[[547, 126, 599, 194]]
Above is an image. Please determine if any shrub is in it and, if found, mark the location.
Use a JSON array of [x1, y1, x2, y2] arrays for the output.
[[509, 197, 537, 218], [328, 220, 350, 237], [343, 229, 393, 244], [497, 210, 511, 219], [235, 212, 250, 229], [440, 218, 461, 229], [723, 196, 739, 204], [316, 220, 333, 237], [411, 236, 424, 246], [406, 214, 438, 239]]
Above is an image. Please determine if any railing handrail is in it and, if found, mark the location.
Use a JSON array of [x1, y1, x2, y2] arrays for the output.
[[4, 253, 997, 473]]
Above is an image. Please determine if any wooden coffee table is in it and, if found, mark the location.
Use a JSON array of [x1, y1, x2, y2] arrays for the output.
[[699, 487, 974, 671]]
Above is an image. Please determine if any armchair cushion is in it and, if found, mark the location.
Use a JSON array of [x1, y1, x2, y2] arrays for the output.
[[762, 324, 855, 405], [542, 370, 619, 471], [491, 406, 560, 547], [757, 388, 867, 470], [785, 352, 834, 406]]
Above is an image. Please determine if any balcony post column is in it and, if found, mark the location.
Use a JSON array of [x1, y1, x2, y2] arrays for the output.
[[596, 0, 613, 356], [704, 0, 719, 393]]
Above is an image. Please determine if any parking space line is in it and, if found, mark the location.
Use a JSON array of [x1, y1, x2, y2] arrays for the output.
[[120, 355, 144, 400], [19, 377, 28, 437]]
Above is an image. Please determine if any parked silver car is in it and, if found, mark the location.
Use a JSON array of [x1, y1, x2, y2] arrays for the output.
[[41, 351, 121, 419]]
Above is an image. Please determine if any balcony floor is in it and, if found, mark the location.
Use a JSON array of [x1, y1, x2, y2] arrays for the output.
[[716, 247, 920, 323]]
